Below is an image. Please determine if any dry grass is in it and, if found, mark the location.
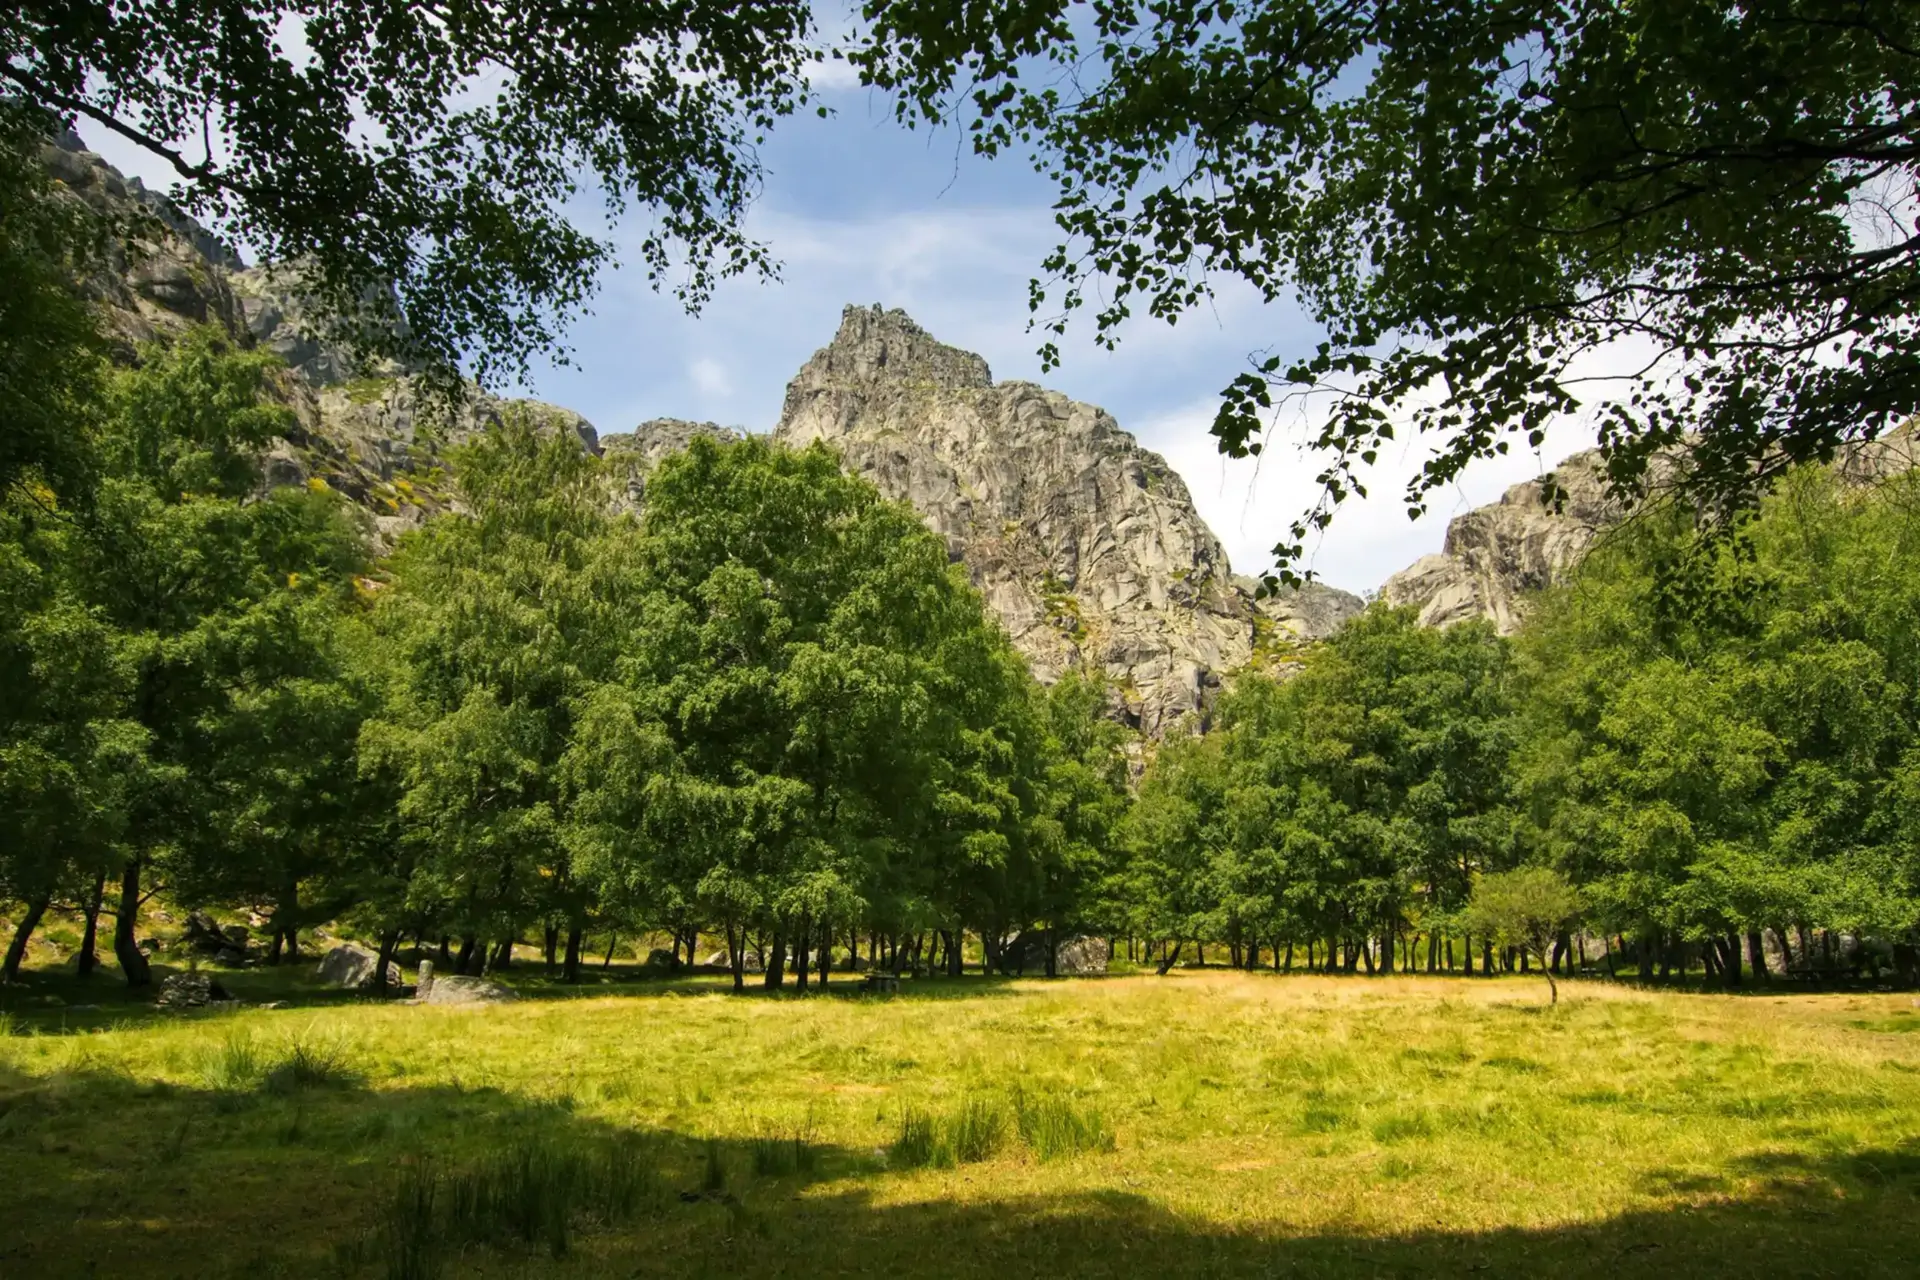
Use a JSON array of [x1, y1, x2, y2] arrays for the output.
[[2, 970, 1918, 1276]]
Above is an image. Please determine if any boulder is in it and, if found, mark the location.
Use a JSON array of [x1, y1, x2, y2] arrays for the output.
[[700, 948, 764, 973], [997, 933, 1111, 976], [316, 943, 402, 990], [184, 910, 229, 954], [418, 975, 518, 1005], [1054, 935, 1112, 976], [156, 971, 232, 1009], [641, 948, 680, 975]]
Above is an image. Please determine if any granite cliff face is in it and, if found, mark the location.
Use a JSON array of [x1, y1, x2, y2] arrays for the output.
[[42, 131, 606, 548], [1379, 451, 1623, 632], [45, 138, 1365, 731], [1380, 432, 1920, 633], [775, 305, 1363, 731]]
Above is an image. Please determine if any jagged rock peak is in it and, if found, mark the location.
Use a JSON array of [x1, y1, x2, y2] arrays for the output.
[[786, 304, 993, 407], [775, 304, 1362, 733]]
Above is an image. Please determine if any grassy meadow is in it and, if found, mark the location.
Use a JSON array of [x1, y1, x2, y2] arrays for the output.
[[2, 968, 1919, 1277]]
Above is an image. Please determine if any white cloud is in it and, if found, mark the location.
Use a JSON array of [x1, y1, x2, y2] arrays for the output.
[[688, 356, 733, 397]]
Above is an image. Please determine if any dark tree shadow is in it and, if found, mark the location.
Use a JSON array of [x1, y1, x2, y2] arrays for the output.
[[2, 1049, 1917, 1279]]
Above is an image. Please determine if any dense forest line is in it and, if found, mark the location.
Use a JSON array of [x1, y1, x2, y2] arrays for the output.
[[7, 313, 1920, 992]]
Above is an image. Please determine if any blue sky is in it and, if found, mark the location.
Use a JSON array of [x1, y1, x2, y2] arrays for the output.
[[78, 77, 1599, 595]]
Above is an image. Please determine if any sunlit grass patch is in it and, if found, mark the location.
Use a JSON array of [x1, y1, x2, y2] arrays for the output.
[[3, 971, 1920, 1276]]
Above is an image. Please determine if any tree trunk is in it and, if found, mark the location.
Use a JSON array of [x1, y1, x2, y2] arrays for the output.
[[268, 927, 285, 965], [113, 860, 151, 987], [1155, 939, 1185, 976], [816, 925, 831, 989], [602, 933, 619, 969], [949, 929, 964, 977], [766, 928, 787, 988], [543, 923, 560, 970], [439, 935, 452, 963], [2, 894, 49, 984], [77, 874, 106, 978], [729, 922, 745, 993], [456, 935, 478, 975], [1282, 941, 1292, 973], [795, 917, 811, 991], [564, 923, 584, 984], [373, 929, 401, 996], [1045, 925, 1058, 978], [1544, 965, 1559, 1005], [1746, 930, 1769, 983]]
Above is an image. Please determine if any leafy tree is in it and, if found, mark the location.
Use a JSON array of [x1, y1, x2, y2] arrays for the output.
[[0, 102, 106, 499], [856, 0, 1920, 580], [363, 413, 630, 981], [1517, 467, 1920, 983], [1461, 868, 1583, 1004], [75, 326, 366, 984], [3, 0, 820, 391]]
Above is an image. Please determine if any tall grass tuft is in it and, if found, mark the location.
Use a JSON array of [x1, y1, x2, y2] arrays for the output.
[[1011, 1088, 1116, 1161], [889, 1095, 1009, 1169], [890, 1107, 938, 1168], [199, 1029, 263, 1091], [262, 1032, 358, 1094], [750, 1116, 822, 1177], [356, 1138, 667, 1274]]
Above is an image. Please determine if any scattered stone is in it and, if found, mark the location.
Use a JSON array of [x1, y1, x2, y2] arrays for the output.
[[418, 975, 518, 1005], [316, 943, 402, 990], [641, 948, 680, 975], [156, 972, 233, 1009], [862, 974, 900, 994], [184, 910, 229, 953], [415, 959, 436, 1000], [259, 1000, 289, 1010]]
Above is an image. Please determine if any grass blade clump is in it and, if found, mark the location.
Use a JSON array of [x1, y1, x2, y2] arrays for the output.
[[1012, 1088, 1115, 1161], [750, 1117, 822, 1177], [947, 1094, 1008, 1163], [889, 1095, 1008, 1169], [361, 1137, 667, 1272], [890, 1107, 938, 1169], [199, 1029, 263, 1091], [262, 1032, 358, 1094]]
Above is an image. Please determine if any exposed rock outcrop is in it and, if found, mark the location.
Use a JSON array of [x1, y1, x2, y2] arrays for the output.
[[1380, 451, 1624, 632], [1378, 430, 1920, 632], [775, 305, 1362, 731], [39, 132, 604, 551], [42, 138, 1364, 730]]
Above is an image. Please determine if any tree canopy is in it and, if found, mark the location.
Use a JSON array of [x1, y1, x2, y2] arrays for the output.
[[854, 0, 1920, 581], [2, 0, 819, 391]]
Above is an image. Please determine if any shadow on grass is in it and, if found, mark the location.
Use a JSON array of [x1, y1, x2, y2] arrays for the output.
[[0, 1047, 1916, 1278]]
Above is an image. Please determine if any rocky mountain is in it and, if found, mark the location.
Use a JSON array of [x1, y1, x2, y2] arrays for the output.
[[43, 135, 1365, 732], [775, 305, 1363, 731], [1379, 451, 1624, 632], [1380, 431, 1920, 633]]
